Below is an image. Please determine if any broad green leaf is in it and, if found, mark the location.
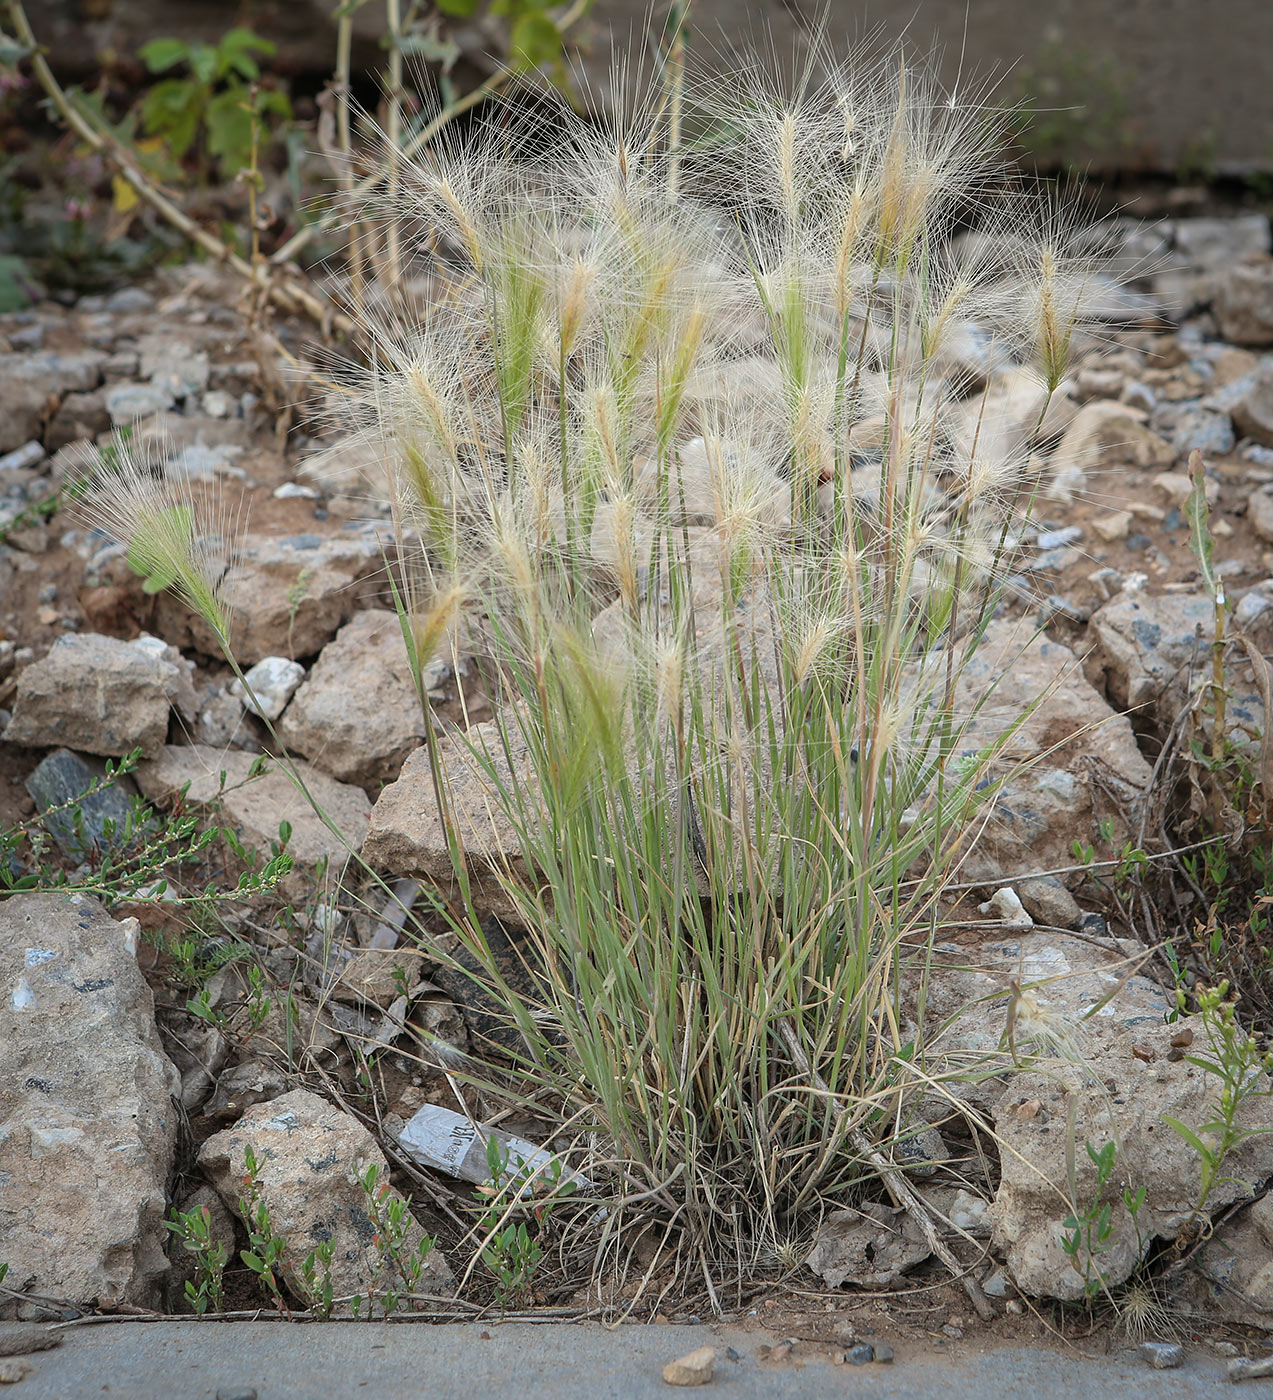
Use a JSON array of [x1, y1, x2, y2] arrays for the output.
[[510, 12, 561, 67], [188, 43, 218, 86], [435, 0, 482, 15], [0, 254, 32, 313], [139, 37, 189, 74], [1161, 1114, 1213, 1162], [1186, 449, 1216, 600]]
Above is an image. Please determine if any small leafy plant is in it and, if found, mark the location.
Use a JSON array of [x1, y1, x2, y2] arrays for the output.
[[1061, 1137, 1146, 1303], [138, 27, 292, 178], [237, 1145, 289, 1313], [354, 1162, 437, 1316], [165, 1203, 229, 1315], [1162, 982, 1273, 1216]]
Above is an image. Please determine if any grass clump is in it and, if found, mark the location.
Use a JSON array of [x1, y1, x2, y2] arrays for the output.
[[86, 37, 1110, 1308]]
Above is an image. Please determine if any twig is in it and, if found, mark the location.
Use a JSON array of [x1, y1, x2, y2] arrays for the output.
[[5, 0, 351, 335]]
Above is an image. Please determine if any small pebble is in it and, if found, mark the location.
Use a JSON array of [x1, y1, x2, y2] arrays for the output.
[[873, 1344, 894, 1364], [1139, 1341, 1183, 1370], [1230, 1355, 1273, 1381], [847, 1344, 874, 1364], [1035, 525, 1083, 550], [941, 1324, 964, 1339], [0, 1358, 32, 1385], [0, 440, 45, 472], [662, 1346, 715, 1387], [1093, 511, 1131, 542]]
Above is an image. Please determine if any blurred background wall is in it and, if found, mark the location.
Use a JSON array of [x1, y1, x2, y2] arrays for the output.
[[28, 0, 1273, 174]]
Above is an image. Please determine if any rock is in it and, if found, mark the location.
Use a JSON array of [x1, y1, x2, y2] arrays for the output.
[[0, 893, 180, 1313], [1251, 489, 1273, 543], [204, 1060, 288, 1121], [1215, 261, 1273, 345], [194, 684, 256, 750], [1138, 1341, 1184, 1370], [979, 887, 1033, 930], [662, 1346, 716, 1387], [135, 745, 372, 883], [197, 1089, 452, 1313], [1233, 365, 1273, 447], [950, 620, 1154, 886], [47, 389, 109, 450], [1193, 1195, 1273, 1329], [24, 748, 147, 860], [161, 1012, 230, 1113], [805, 1204, 931, 1288], [230, 656, 305, 721], [2, 632, 192, 757], [0, 350, 104, 452], [1172, 405, 1236, 458], [0, 1358, 31, 1383], [1092, 510, 1131, 542], [0, 1325, 61, 1356], [1088, 590, 1251, 733], [1174, 215, 1270, 268], [1076, 367, 1124, 401], [948, 1189, 991, 1234], [1055, 400, 1176, 471], [1015, 876, 1083, 930], [361, 725, 530, 920], [138, 335, 209, 400], [102, 380, 174, 425], [152, 529, 386, 665], [989, 1008, 1273, 1301], [279, 610, 430, 787]]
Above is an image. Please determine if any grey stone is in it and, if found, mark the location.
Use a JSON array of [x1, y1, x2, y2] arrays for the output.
[[104, 288, 155, 314], [1138, 1342, 1184, 1370], [1015, 877, 1083, 930], [949, 621, 1154, 888], [1193, 1194, 1273, 1329], [203, 1060, 288, 1121], [279, 609, 429, 787], [138, 336, 209, 400], [1173, 215, 1270, 269], [25, 748, 148, 860], [0, 893, 180, 1313], [1232, 365, 1273, 447], [103, 381, 174, 425], [1172, 405, 1236, 458], [0, 350, 105, 452], [2, 632, 193, 757], [229, 656, 305, 721], [197, 1089, 452, 1314], [1250, 488, 1273, 543], [1215, 262, 1273, 346], [194, 685, 257, 750], [166, 443, 245, 482]]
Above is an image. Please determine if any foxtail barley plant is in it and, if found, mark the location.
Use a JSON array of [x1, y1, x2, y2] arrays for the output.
[[88, 39, 1111, 1305]]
